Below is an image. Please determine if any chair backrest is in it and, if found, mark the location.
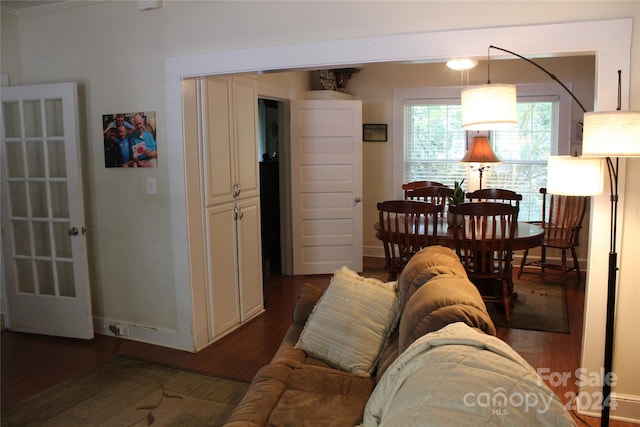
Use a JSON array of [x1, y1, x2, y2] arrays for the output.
[[466, 188, 523, 207], [402, 180, 446, 198], [540, 187, 588, 246], [404, 186, 454, 213], [377, 200, 442, 277], [449, 202, 518, 279]]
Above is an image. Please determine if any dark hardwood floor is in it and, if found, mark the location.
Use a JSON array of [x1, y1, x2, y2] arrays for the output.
[[1, 258, 634, 426]]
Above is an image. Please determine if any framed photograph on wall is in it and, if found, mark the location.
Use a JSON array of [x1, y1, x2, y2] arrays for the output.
[[102, 111, 158, 168], [363, 124, 388, 142], [466, 130, 491, 149]]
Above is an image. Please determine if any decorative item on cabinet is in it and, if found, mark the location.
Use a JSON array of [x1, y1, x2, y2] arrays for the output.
[[311, 68, 360, 93]]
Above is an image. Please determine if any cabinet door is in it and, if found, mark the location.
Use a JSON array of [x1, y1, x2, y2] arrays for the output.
[[207, 202, 241, 337], [233, 77, 260, 200], [204, 77, 234, 206], [236, 197, 264, 321]]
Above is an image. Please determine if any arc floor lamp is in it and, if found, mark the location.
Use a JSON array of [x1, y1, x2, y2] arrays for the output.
[[461, 45, 640, 427]]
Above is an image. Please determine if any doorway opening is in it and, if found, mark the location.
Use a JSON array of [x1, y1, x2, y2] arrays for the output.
[[258, 98, 283, 278]]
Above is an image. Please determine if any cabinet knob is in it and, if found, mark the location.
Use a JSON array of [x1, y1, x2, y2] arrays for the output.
[[354, 197, 362, 203]]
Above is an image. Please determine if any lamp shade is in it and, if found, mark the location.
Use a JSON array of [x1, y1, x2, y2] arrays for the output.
[[460, 136, 500, 163], [461, 84, 518, 130], [582, 110, 640, 157], [546, 155, 604, 196]]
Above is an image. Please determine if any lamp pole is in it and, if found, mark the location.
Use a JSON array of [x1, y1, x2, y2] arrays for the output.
[[600, 153, 620, 427]]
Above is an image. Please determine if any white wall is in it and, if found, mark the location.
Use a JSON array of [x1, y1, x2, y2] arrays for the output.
[[1, 0, 638, 420]]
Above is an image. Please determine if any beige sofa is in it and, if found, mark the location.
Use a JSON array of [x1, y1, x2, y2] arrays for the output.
[[224, 246, 575, 426]]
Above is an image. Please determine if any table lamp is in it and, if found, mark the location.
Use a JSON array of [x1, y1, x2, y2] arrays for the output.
[[460, 135, 500, 189]]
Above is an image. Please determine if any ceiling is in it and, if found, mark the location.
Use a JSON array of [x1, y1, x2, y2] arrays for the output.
[[1, 1, 65, 9], [0, 0, 103, 15]]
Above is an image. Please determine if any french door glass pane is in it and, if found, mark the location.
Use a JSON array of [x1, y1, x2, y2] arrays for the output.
[[23, 100, 42, 138], [32, 221, 51, 257], [57, 262, 76, 297], [26, 141, 45, 178], [16, 259, 35, 294], [45, 99, 64, 137], [53, 221, 72, 258], [12, 220, 31, 256], [2, 101, 21, 137], [50, 182, 69, 218], [29, 182, 48, 218], [48, 140, 67, 177], [36, 260, 55, 295], [5, 142, 25, 177], [8, 182, 28, 217]]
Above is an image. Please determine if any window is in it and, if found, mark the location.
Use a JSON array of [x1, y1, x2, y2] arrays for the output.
[[394, 84, 572, 221]]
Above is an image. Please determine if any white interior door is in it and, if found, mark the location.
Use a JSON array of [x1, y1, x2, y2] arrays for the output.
[[1, 82, 92, 339], [290, 100, 363, 275]]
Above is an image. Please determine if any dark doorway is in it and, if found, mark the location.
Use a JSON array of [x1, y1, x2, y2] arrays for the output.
[[258, 99, 282, 277]]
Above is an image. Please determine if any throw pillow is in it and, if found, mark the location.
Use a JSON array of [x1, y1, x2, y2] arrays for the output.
[[295, 266, 400, 377]]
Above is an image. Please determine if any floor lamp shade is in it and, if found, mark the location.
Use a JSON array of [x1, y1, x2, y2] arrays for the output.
[[461, 84, 518, 130], [546, 156, 604, 196], [582, 111, 640, 157]]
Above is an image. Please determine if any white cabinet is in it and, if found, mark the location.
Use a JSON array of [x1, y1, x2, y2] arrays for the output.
[[200, 76, 264, 340], [204, 76, 260, 206], [207, 198, 263, 337]]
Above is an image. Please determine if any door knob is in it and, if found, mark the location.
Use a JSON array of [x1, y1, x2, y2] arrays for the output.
[[68, 227, 79, 236], [355, 197, 362, 203]]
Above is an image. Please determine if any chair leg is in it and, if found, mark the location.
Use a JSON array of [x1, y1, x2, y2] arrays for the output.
[[518, 249, 528, 279], [502, 278, 512, 325], [571, 246, 581, 284], [560, 249, 568, 284], [540, 247, 546, 273]]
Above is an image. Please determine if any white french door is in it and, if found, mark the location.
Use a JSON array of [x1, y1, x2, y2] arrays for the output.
[[290, 100, 363, 275], [1, 82, 92, 339]]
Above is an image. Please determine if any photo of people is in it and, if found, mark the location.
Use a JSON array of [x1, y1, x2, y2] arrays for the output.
[[102, 111, 158, 168]]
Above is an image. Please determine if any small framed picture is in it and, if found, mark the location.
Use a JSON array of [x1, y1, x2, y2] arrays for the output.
[[363, 124, 387, 142], [466, 130, 491, 149]]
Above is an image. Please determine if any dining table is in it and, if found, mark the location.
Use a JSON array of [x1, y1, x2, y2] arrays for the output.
[[374, 216, 544, 251]]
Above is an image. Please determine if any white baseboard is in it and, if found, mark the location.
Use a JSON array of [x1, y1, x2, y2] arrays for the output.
[[92, 316, 195, 352], [577, 392, 640, 424]]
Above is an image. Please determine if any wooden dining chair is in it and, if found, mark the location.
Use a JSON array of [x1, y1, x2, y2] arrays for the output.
[[377, 200, 442, 280], [402, 180, 446, 199], [449, 202, 519, 324], [404, 186, 454, 214], [518, 187, 588, 284], [466, 188, 523, 208]]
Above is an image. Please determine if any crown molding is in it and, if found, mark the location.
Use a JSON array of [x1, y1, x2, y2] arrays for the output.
[[0, 0, 106, 17]]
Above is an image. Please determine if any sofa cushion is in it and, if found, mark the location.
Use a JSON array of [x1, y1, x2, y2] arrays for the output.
[[295, 266, 400, 377], [397, 245, 469, 310], [399, 274, 496, 353], [269, 366, 374, 426]]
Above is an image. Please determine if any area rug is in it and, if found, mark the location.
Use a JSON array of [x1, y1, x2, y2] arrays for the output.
[[1, 356, 249, 427], [489, 280, 569, 334], [361, 268, 569, 334]]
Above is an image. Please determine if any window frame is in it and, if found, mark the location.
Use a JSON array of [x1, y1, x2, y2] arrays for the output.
[[392, 82, 573, 201]]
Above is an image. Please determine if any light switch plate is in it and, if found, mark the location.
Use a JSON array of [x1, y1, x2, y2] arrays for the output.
[[146, 177, 157, 195]]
